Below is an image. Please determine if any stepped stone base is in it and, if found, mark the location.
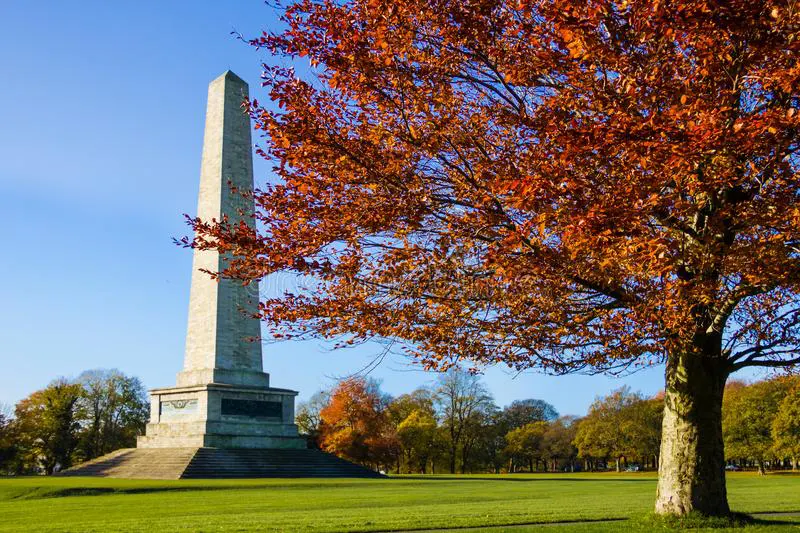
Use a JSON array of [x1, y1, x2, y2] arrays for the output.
[[58, 448, 197, 479], [59, 448, 384, 479]]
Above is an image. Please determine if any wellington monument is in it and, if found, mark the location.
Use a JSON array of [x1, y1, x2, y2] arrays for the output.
[[62, 72, 380, 478], [137, 71, 304, 450]]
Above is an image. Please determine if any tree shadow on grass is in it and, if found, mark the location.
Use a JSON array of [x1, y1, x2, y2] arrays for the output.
[[397, 476, 654, 483], [640, 511, 800, 530]]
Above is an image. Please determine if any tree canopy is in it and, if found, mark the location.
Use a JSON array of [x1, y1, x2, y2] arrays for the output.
[[772, 385, 800, 464], [196, 0, 800, 375], [13, 379, 83, 474], [1, 369, 148, 475], [723, 376, 798, 472], [573, 387, 662, 470], [75, 369, 148, 461], [319, 377, 398, 467], [192, 0, 800, 516]]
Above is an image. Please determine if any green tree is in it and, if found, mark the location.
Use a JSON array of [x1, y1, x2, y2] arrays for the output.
[[389, 388, 437, 426], [75, 369, 148, 461], [389, 388, 437, 473], [0, 405, 17, 474], [396, 410, 438, 473], [723, 378, 791, 474], [14, 379, 83, 474], [626, 397, 664, 469], [434, 369, 495, 474], [573, 414, 609, 471], [542, 417, 579, 472], [573, 387, 643, 471], [460, 403, 499, 473], [505, 421, 548, 472], [471, 410, 509, 474], [296, 390, 330, 448], [772, 385, 800, 469], [501, 400, 559, 429], [498, 399, 560, 473]]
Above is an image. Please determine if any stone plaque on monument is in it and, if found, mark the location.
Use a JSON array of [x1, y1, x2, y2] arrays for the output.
[[160, 399, 199, 418]]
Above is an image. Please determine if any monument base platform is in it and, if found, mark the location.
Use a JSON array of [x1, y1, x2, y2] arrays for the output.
[[59, 447, 384, 479], [137, 434, 306, 449], [138, 383, 304, 449]]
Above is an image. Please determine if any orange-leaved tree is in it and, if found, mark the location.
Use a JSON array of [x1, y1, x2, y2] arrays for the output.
[[318, 378, 398, 469], [191, 0, 800, 516]]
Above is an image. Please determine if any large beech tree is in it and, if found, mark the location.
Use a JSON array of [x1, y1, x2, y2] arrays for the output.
[[192, 0, 800, 516]]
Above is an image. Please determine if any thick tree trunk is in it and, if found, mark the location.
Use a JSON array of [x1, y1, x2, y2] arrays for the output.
[[655, 350, 730, 516]]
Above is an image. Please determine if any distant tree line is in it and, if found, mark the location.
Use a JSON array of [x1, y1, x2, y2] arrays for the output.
[[298, 369, 800, 474], [573, 387, 663, 472], [2, 367, 797, 476], [723, 377, 800, 473], [297, 369, 570, 474], [0, 369, 148, 474]]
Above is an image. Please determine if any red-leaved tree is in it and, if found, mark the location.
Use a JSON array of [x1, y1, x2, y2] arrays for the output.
[[319, 378, 398, 468], [191, 0, 800, 516]]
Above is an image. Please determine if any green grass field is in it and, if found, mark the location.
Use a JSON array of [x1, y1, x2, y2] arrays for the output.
[[0, 472, 798, 532]]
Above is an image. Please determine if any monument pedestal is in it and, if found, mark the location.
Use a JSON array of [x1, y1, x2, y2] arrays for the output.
[[137, 383, 306, 450]]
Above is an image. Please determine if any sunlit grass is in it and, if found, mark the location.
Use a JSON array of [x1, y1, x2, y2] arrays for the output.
[[0, 472, 797, 532]]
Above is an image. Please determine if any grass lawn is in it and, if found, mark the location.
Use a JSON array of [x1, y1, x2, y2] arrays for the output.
[[0, 472, 797, 532]]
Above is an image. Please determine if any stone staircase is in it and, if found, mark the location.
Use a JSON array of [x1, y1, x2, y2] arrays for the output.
[[58, 448, 384, 479], [59, 448, 197, 479], [181, 448, 384, 478]]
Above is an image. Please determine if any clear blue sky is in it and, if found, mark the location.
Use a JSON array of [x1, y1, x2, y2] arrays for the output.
[[0, 1, 763, 416]]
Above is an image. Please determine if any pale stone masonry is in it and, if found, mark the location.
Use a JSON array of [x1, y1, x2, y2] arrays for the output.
[[137, 71, 305, 450], [179, 70, 266, 389]]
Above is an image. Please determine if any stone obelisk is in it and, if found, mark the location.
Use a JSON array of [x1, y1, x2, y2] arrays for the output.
[[178, 70, 267, 389], [137, 71, 305, 449], [60, 72, 383, 479]]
